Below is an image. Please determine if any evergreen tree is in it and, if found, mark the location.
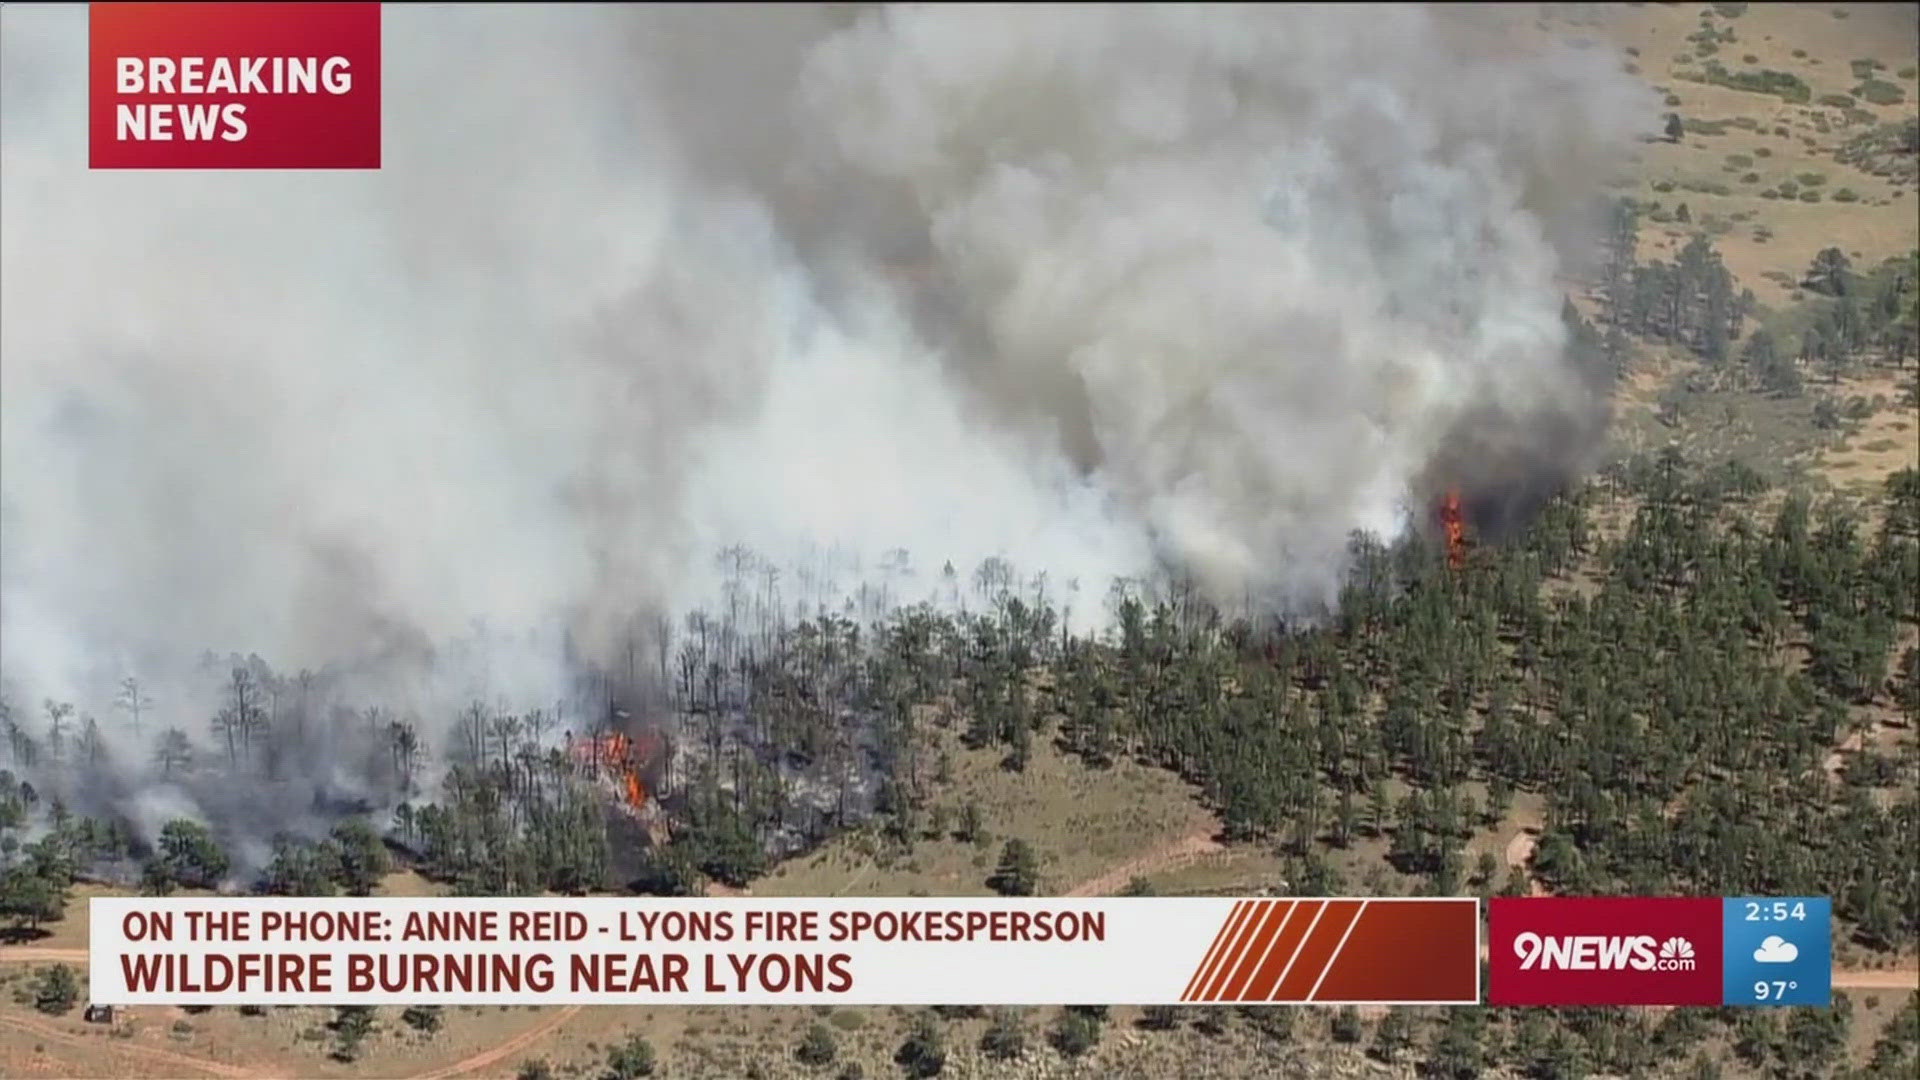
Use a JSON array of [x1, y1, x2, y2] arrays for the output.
[[988, 839, 1039, 896]]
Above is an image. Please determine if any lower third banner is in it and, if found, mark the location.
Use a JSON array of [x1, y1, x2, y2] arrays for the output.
[[89, 896, 1479, 1006]]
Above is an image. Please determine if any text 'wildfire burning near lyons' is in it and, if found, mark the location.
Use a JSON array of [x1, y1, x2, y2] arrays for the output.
[[0, 4, 1654, 864]]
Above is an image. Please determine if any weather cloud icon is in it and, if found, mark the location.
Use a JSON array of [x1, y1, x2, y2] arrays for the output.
[[1754, 936, 1800, 964]]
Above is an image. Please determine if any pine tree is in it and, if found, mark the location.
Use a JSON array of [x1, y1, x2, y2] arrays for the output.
[[988, 839, 1038, 896]]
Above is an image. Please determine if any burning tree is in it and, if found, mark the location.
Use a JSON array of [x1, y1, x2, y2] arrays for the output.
[[567, 729, 662, 813], [1439, 488, 1467, 569]]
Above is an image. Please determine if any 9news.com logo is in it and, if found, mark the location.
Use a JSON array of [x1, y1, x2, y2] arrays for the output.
[[1490, 898, 1723, 1006], [1513, 930, 1697, 973]]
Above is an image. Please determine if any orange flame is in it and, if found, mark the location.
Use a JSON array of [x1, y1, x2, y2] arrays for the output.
[[1440, 488, 1466, 569], [569, 731, 649, 809]]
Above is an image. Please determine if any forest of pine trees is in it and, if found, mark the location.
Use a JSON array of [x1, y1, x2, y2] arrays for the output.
[[5, 456, 1913, 945]]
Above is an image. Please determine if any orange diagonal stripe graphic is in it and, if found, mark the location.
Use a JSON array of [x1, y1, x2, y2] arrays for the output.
[[1199, 899, 1271, 1002], [1262, 899, 1329, 1001], [1219, 900, 1296, 1001], [1228, 891, 1305, 999], [1182, 900, 1250, 1002], [1274, 899, 1364, 1000], [1306, 899, 1480, 1003], [1239, 898, 1317, 1000], [1306, 899, 1370, 1002]]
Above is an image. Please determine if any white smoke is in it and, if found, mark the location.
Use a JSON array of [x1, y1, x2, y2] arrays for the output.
[[781, 3, 1652, 600], [1, 5, 1653, 775]]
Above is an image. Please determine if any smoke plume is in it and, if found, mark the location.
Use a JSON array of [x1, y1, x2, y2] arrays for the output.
[[0, 5, 1654, 843]]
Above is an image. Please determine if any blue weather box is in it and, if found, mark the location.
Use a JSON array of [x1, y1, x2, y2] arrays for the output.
[[1721, 897, 1832, 1007]]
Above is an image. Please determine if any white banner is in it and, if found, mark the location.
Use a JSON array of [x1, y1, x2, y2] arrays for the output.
[[88, 896, 1479, 1006]]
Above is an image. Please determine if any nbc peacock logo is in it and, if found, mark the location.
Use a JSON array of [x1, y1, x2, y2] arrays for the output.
[[1656, 936, 1697, 971]]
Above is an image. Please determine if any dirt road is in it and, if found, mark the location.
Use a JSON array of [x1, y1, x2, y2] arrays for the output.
[[0, 1010, 256, 1079], [0, 947, 88, 965], [1833, 968, 1920, 990], [405, 1005, 585, 1080], [1064, 828, 1224, 898]]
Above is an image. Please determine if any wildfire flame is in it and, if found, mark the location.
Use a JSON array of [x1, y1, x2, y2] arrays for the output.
[[1440, 487, 1466, 569], [569, 731, 649, 810]]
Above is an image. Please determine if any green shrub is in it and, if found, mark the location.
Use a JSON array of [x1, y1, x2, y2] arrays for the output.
[[330, 1006, 374, 1064], [980, 1010, 1027, 1060], [1049, 1010, 1101, 1059], [1694, 63, 1811, 103], [1856, 79, 1906, 106], [1799, 190, 1822, 203], [796, 1023, 839, 1067], [894, 1016, 946, 1079], [1755, 146, 1772, 157], [606, 1034, 656, 1080], [1833, 188, 1860, 202], [31, 966, 78, 1015], [1741, 172, 1760, 184], [402, 1005, 443, 1033], [1797, 172, 1827, 186], [1820, 94, 1857, 109], [1899, 67, 1918, 80]]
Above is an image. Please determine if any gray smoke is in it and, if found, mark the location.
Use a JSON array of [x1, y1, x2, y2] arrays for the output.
[[632, 2, 1655, 598], [0, 4, 1654, 844]]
